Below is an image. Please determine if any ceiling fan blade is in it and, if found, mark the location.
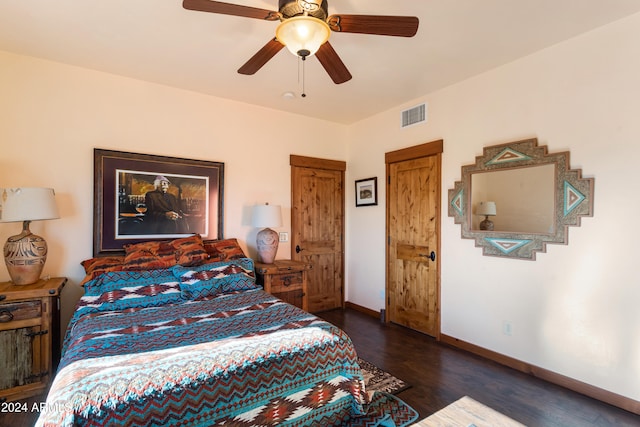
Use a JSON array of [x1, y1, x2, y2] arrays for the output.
[[327, 14, 419, 37], [238, 38, 285, 75], [183, 0, 279, 21], [315, 42, 352, 84]]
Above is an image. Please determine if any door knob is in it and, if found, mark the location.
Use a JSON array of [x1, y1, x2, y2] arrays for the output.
[[295, 245, 304, 254], [419, 251, 436, 261]]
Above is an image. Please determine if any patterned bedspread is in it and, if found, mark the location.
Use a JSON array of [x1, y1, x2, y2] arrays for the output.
[[36, 266, 368, 426]]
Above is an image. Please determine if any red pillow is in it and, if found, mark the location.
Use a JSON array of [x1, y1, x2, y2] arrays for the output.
[[80, 256, 125, 285], [81, 256, 125, 274], [122, 234, 209, 270], [172, 235, 210, 266], [203, 238, 247, 263], [123, 240, 176, 271]]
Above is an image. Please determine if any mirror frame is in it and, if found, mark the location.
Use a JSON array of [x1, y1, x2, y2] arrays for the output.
[[448, 138, 594, 260]]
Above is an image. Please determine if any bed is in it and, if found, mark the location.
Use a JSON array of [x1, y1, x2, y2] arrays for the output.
[[35, 236, 370, 426]]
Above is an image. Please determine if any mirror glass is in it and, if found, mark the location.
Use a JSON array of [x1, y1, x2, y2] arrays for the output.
[[470, 164, 555, 233], [448, 138, 594, 260]]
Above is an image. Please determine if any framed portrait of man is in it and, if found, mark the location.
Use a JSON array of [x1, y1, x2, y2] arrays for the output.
[[93, 149, 224, 256]]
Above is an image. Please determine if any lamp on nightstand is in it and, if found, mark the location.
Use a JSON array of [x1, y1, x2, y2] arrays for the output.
[[0, 187, 60, 285], [252, 203, 282, 264]]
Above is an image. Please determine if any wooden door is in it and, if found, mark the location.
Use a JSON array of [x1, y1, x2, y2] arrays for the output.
[[290, 155, 345, 313], [386, 141, 442, 337]]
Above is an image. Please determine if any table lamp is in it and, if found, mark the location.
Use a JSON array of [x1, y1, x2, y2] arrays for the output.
[[476, 201, 497, 231], [252, 203, 282, 264], [0, 187, 60, 285]]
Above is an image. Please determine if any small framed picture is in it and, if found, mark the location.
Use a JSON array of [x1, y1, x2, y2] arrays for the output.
[[355, 177, 378, 207]]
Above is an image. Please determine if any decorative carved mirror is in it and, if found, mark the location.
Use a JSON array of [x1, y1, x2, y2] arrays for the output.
[[448, 138, 594, 260]]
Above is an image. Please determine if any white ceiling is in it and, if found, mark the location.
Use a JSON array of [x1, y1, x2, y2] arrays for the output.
[[1, 1, 640, 125]]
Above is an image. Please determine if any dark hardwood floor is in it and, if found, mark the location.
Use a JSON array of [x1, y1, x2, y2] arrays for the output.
[[2, 308, 638, 426], [318, 308, 640, 427], [0, 392, 44, 426]]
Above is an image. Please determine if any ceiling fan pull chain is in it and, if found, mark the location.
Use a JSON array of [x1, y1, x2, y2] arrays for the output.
[[297, 55, 307, 98], [301, 56, 307, 98]]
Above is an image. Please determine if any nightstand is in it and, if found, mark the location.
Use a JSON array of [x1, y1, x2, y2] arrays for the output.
[[255, 260, 311, 311], [0, 277, 66, 402]]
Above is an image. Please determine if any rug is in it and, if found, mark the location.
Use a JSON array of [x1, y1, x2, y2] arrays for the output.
[[344, 391, 419, 427], [359, 358, 410, 395]]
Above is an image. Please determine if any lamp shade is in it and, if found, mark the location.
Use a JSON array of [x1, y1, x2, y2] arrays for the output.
[[476, 201, 497, 216], [0, 188, 59, 222], [276, 16, 330, 57], [1, 188, 59, 285], [252, 204, 283, 228]]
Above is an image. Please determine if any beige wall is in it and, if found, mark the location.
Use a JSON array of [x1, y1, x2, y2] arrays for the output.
[[346, 12, 640, 401], [0, 50, 348, 331]]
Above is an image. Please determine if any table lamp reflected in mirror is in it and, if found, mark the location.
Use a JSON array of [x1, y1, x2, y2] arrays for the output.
[[476, 201, 497, 231]]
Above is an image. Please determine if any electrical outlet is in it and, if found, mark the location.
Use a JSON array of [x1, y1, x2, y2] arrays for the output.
[[502, 321, 513, 336], [279, 232, 288, 242]]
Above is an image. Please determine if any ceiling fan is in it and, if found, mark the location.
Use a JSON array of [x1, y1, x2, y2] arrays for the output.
[[182, 0, 419, 84]]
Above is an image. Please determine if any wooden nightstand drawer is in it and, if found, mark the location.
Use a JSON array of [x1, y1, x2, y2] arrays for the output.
[[255, 260, 310, 311], [270, 272, 303, 293], [0, 301, 42, 323]]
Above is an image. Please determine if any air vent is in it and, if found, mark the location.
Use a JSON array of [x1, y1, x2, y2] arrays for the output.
[[401, 103, 427, 128]]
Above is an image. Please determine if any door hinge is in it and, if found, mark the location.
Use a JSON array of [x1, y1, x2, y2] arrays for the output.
[[26, 371, 49, 381], [25, 329, 49, 338]]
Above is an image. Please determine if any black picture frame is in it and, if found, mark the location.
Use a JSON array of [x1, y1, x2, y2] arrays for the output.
[[93, 149, 224, 256], [355, 177, 378, 207]]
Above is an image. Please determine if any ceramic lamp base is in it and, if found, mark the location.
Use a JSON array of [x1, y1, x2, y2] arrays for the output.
[[4, 221, 48, 285], [256, 227, 279, 264], [479, 216, 494, 231]]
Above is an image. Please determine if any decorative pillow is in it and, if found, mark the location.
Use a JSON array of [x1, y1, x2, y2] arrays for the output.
[[202, 238, 247, 263], [171, 235, 209, 266], [172, 257, 257, 299], [123, 240, 177, 271], [80, 269, 182, 313], [80, 256, 125, 285], [123, 234, 209, 271]]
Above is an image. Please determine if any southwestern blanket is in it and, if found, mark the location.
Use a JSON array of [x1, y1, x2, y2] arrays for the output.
[[36, 265, 369, 426]]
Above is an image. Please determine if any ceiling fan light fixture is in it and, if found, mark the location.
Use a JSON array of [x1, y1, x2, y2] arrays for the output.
[[276, 16, 330, 58]]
